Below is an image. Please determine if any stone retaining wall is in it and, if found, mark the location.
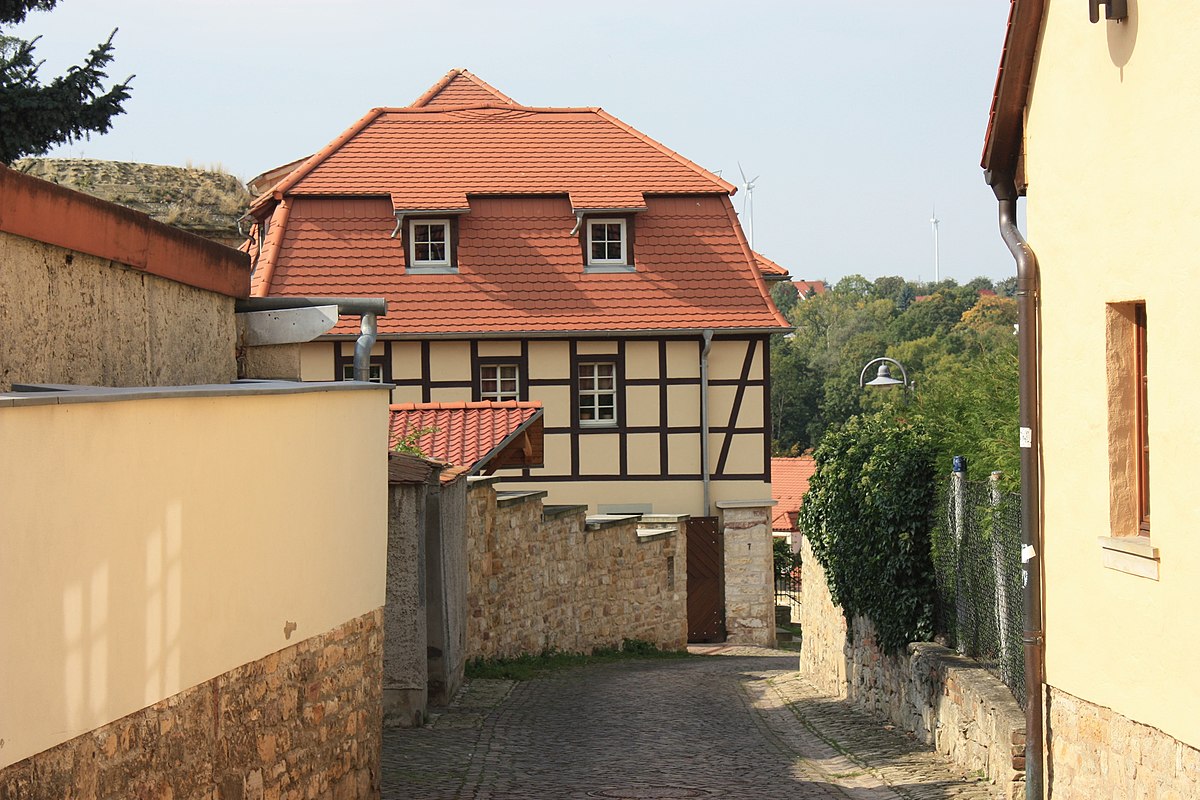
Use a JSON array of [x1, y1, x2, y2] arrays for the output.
[[467, 482, 687, 660], [717, 502, 777, 646], [1046, 687, 1200, 799], [0, 609, 382, 800], [798, 535, 1025, 799]]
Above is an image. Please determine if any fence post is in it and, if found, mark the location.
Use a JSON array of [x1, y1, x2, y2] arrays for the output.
[[990, 470, 1012, 686], [952, 456, 968, 652]]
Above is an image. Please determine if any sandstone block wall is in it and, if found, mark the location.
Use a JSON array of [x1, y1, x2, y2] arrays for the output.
[[0, 609, 382, 800], [1047, 687, 1200, 799], [718, 502, 776, 646], [799, 534, 1025, 798], [467, 483, 687, 660], [384, 480, 429, 728]]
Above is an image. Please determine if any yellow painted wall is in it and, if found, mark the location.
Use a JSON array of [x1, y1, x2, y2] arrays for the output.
[[1024, 0, 1200, 748], [0, 387, 388, 768]]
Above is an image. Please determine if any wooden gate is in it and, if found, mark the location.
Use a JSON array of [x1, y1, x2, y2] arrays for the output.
[[686, 516, 726, 642]]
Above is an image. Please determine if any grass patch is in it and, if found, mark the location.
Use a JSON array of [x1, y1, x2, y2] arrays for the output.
[[466, 638, 692, 681]]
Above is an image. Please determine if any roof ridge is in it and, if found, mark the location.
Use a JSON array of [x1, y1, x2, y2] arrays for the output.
[[390, 400, 542, 411], [594, 108, 736, 195], [409, 68, 518, 108], [375, 104, 602, 115], [249, 107, 386, 216]]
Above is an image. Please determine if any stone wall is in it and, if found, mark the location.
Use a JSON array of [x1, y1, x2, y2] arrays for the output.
[[0, 609, 382, 800], [798, 534, 1025, 798], [1046, 687, 1200, 799], [467, 482, 687, 660], [718, 501, 777, 646], [384, 478, 429, 728]]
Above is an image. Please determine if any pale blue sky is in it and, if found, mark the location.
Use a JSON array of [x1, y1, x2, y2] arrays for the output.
[[12, 1, 1015, 286]]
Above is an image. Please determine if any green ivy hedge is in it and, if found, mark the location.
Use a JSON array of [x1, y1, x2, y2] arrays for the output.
[[798, 411, 938, 652]]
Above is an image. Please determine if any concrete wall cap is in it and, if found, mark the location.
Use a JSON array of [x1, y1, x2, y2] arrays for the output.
[[715, 499, 778, 509]]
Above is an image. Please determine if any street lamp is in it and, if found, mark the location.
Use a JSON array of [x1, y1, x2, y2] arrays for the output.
[[859, 357, 912, 391]]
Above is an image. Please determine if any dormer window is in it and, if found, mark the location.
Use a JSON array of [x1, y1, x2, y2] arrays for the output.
[[586, 218, 629, 269], [409, 218, 452, 269]]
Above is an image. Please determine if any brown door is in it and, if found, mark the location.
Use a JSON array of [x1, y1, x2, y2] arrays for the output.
[[686, 516, 725, 642]]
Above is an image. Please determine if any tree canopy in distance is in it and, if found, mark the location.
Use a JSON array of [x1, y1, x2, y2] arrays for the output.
[[0, 0, 132, 164]]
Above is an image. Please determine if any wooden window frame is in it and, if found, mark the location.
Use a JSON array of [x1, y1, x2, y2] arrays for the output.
[[480, 363, 520, 402], [584, 217, 632, 270], [341, 361, 384, 383], [1134, 302, 1149, 535], [407, 218, 454, 270], [577, 361, 618, 427]]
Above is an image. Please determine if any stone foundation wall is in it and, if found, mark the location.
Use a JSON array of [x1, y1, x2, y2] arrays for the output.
[[467, 483, 687, 660], [0, 609, 383, 800], [799, 534, 1024, 798], [1047, 687, 1200, 799]]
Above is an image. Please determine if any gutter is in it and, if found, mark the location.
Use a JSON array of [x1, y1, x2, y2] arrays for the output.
[[700, 328, 714, 515], [987, 173, 1044, 800], [234, 296, 388, 383]]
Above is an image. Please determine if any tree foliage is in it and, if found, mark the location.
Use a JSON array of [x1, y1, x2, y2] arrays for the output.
[[0, 0, 132, 164], [798, 412, 938, 651], [771, 274, 1019, 482]]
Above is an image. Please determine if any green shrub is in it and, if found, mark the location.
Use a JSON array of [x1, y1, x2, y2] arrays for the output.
[[798, 411, 938, 651]]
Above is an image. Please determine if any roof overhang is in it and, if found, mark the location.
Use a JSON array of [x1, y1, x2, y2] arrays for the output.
[[982, 0, 1046, 198], [322, 326, 793, 341]]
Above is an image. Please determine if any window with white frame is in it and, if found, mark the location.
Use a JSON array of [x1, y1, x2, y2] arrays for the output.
[[587, 218, 627, 266], [341, 362, 384, 383], [578, 361, 617, 425], [409, 218, 451, 267], [480, 363, 520, 402]]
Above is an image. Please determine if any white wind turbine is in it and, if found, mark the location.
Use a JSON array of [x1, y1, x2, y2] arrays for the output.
[[738, 163, 760, 250]]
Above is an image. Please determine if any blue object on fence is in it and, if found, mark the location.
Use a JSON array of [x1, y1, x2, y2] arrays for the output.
[[952, 455, 968, 474]]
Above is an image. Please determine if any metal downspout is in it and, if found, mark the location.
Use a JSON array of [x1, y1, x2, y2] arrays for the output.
[[354, 313, 378, 382], [700, 329, 714, 515], [995, 189, 1045, 800]]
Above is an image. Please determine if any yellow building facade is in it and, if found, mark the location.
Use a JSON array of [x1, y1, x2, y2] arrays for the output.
[[301, 333, 771, 515], [988, 2, 1200, 795]]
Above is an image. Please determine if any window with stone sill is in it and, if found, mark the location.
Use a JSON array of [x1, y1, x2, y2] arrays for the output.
[[577, 361, 617, 426], [408, 218, 453, 271], [584, 218, 633, 271]]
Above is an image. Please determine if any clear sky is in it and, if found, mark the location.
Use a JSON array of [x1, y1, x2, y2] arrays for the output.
[[12, 0, 1015, 286]]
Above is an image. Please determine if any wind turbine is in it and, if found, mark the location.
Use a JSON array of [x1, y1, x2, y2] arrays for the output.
[[738, 163, 760, 250], [930, 206, 941, 283]]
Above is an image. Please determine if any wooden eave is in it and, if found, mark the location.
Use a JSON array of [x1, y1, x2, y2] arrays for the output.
[[981, 0, 1046, 194]]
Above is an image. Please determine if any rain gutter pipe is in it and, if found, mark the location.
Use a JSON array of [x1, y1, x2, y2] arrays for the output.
[[987, 175, 1044, 800], [234, 296, 387, 383], [700, 329, 714, 515]]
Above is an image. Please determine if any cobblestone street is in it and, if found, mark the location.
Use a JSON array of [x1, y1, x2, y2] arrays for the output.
[[381, 646, 1000, 799]]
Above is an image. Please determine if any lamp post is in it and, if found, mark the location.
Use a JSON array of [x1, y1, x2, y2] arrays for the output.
[[858, 357, 913, 391]]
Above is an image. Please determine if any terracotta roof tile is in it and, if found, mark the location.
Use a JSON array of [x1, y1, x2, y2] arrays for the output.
[[268, 194, 787, 335], [410, 69, 517, 108], [754, 251, 789, 277], [388, 401, 542, 474], [771, 456, 816, 531]]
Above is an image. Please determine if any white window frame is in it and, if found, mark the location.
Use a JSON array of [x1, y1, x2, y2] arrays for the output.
[[586, 218, 628, 267], [480, 363, 520, 402], [578, 361, 618, 426], [408, 218, 452, 268], [341, 363, 384, 383]]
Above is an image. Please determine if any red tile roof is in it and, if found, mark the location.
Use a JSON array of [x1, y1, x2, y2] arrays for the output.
[[389, 401, 542, 475], [263, 194, 786, 335], [249, 72, 789, 335], [771, 456, 816, 531], [410, 68, 517, 108], [794, 279, 826, 298], [754, 251, 789, 278]]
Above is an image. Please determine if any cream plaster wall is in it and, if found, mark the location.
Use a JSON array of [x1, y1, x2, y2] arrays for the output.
[[391, 341, 422, 379], [625, 340, 659, 379], [477, 340, 520, 357], [1024, 0, 1200, 749], [528, 341, 568, 377], [626, 433, 661, 475], [665, 341, 699, 378], [0, 387, 388, 768], [300, 342, 334, 381], [429, 341, 471, 381]]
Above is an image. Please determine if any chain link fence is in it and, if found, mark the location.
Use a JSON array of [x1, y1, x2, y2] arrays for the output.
[[931, 473, 1025, 708]]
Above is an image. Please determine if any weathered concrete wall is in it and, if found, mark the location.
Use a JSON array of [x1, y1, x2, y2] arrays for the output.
[[0, 232, 236, 391], [385, 480, 429, 727], [435, 476, 469, 704], [467, 482, 687, 660], [1047, 687, 1200, 800], [241, 343, 303, 381], [718, 501, 776, 646], [0, 609, 381, 800], [799, 534, 1025, 798]]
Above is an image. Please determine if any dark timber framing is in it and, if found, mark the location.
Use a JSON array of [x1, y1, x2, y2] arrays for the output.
[[332, 333, 771, 484]]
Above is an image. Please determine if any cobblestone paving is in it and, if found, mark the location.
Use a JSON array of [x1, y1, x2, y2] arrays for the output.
[[381, 645, 1001, 799]]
